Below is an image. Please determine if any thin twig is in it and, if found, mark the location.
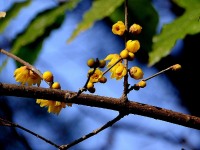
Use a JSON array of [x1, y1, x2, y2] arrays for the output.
[[59, 112, 128, 150], [127, 65, 179, 93], [122, 0, 129, 99], [0, 118, 60, 148], [102, 58, 123, 76], [142, 66, 173, 82], [0, 48, 52, 86]]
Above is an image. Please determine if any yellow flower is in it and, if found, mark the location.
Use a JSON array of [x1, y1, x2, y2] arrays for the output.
[[126, 40, 140, 53], [104, 54, 122, 69], [110, 63, 127, 81], [88, 68, 103, 83], [13, 66, 42, 86], [112, 21, 126, 36], [36, 99, 72, 116]]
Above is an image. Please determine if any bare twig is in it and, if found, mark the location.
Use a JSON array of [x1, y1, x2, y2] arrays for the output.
[[128, 65, 177, 93], [59, 112, 127, 150], [0, 117, 60, 148], [0, 48, 52, 86], [102, 58, 123, 76], [142, 65, 174, 82], [1, 83, 200, 130], [122, 0, 129, 100]]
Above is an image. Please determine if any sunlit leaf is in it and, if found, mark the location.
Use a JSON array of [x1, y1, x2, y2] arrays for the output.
[[0, 1, 31, 32], [67, 0, 124, 43], [149, 2, 200, 66]]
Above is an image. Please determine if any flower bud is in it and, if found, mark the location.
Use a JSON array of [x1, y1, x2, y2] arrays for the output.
[[87, 82, 94, 89], [87, 59, 96, 68], [129, 67, 143, 80], [52, 82, 61, 89], [88, 87, 96, 93], [99, 60, 106, 68], [120, 49, 129, 59], [129, 24, 142, 34], [43, 71, 53, 82], [172, 64, 181, 71], [99, 76, 107, 83], [126, 40, 140, 53], [127, 52, 135, 61], [136, 80, 146, 88]]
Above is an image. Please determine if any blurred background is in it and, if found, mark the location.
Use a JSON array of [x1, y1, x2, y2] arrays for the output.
[[0, 0, 200, 150]]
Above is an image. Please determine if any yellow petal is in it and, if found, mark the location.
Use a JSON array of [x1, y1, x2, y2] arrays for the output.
[[55, 101, 61, 106], [111, 72, 116, 79], [104, 54, 114, 61], [115, 65, 124, 74]]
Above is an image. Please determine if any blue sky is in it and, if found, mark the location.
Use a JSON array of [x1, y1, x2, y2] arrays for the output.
[[0, 0, 200, 150]]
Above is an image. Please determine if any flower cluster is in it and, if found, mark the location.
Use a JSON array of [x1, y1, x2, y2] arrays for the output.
[[13, 66, 42, 86], [103, 22, 144, 83], [36, 71, 72, 116], [86, 59, 107, 93]]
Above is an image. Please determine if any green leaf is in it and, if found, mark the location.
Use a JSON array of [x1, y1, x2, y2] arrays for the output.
[[109, 0, 159, 53], [11, 0, 80, 68], [0, 0, 31, 33], [172, 0, 200, 9], [67, 0, 124, 43], [149, 2, 200, 66]]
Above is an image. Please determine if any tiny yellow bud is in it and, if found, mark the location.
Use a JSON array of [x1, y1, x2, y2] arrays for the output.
[[88, 87, 96, 93], [172, 64, 181, 71], [43, 71, 53, 82], [127, 52, 135, 61], [99, 60, 106, 68], [126, 40, 140, 53], [129, 24, 142, 34], [98, 76, 107, 83], [52, 82, 61, 89], [87, 82, 94, 89], [129, 67, 144, 80], [120, 49, 129, 59], [87, 59, 96, 68], [137, 80, 146, 88]]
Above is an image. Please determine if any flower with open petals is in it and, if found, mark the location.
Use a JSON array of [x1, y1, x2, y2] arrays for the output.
[[88, 68, 103, 83], [104, 54, 122, 69], [13, 66, 42, 86], [36, 99, 72, 116], [111, 63, 127, 81], [112, 21, 126, 36]]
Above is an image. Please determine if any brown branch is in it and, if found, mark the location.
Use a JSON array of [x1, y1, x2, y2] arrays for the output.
[[0, 117, 60, 148], [59, 112, 127, 150], [1, 82, 200, 130]]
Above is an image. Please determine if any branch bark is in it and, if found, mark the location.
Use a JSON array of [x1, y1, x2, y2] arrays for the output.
[[1, 82, 200, 130]]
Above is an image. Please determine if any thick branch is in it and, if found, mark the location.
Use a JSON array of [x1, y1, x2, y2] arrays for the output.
[[1, 83, 200, 130]]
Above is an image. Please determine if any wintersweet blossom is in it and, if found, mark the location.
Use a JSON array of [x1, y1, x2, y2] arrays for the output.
[[88, 68, 103, 83], [104, 54, 122, 69], [111, 63, 127, 81], [112, 21, 126, 36], [13, 66, 42, 86], [36, 99, 72, 116]]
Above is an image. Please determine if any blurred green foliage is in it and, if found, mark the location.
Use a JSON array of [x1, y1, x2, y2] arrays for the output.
[[0, 0, 31, 33]]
